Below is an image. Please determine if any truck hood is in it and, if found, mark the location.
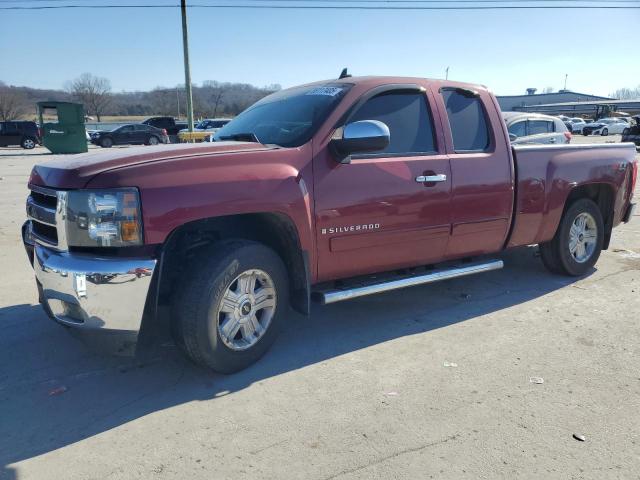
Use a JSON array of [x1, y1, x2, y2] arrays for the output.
[[29, 142, 271, 189]]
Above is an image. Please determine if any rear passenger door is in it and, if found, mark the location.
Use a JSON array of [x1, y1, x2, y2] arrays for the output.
[[117, 125, 135, 144], [133, 125, 150, 143], [435, 87, 513, 258]]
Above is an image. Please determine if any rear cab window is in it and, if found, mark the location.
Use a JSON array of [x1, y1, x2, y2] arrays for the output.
[[440, 88, 491, 152], [349, 90, 437, 156]]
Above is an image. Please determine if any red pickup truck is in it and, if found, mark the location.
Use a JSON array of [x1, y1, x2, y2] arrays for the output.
[[23, 76, 637, 373]]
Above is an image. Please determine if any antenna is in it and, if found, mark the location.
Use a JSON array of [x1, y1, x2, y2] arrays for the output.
[[339, 68, 351, 79]]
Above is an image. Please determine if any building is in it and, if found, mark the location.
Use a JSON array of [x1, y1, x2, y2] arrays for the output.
[[497, 89, 614, 112]]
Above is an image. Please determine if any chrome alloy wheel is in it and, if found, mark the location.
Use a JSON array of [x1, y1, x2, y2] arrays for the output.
[[216, 269, 276, 351], [23, 138, 35, 149], [569, 212, 597, 263]]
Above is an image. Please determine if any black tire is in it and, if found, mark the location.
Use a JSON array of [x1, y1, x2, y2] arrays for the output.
[[100, 137, 113, 148], [21, 137, 36, 149], [147, 135, 159, 146], [601, 128, 609, 136], [172, 240, 289, 373], [583, 131, 589, 136], [539, 198, 604, 276]]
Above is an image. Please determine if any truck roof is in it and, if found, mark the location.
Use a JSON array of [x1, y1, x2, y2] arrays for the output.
[[296, 75, 490, 94]]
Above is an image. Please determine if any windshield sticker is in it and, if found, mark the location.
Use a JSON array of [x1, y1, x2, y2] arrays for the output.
[[305, 87, 344, 97]]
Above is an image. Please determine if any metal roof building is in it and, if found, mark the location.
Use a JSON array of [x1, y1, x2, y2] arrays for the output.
[[510, 98, 640, 116], [497, 90, 614, 112]]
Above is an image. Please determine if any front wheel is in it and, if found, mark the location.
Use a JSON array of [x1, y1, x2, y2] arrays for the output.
[[601, 128, 609, 136], [172, 240, 289, 373], [100, 137, 113, 148], [539, 198, 604, 276]]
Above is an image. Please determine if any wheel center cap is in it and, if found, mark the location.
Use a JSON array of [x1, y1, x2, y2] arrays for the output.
[[578, 233, 584, 242], [240, 301, 252, 316]]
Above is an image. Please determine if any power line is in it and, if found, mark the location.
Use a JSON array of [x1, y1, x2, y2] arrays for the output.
[[2, 0, 638, 2], [1, 2, 638, 9]]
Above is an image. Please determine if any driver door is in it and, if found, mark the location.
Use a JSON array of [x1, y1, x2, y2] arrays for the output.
[[312, 86, 452, 282]]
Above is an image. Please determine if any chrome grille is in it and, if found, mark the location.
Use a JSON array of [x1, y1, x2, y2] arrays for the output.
[[26, 186, 67, 249]]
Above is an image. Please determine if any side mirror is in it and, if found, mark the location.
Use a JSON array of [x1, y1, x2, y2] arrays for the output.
[[508, 133, 517, 142], [331, 120, 390, 163]]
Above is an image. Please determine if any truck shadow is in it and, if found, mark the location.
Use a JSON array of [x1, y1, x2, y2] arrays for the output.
[[0, 246, 588, 479]]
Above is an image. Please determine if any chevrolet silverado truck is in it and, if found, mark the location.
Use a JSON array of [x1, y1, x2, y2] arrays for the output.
[[23, 76, 637, 373]]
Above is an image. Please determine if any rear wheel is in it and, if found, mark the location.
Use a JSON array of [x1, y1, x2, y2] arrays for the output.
[[21, 137, 36, 149], [147, 135, 159, 146], [172, 240, 289, 373], [601, 128, 609, 136], [539, 198, 604, 276], [100, 137, 113, 148]]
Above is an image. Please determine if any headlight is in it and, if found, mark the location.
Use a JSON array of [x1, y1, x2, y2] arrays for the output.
[[65, 188, 143, 247]]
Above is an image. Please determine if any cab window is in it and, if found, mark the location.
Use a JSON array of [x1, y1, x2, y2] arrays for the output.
[[350, 91, 437, 155], [441, 89, 490, 152]]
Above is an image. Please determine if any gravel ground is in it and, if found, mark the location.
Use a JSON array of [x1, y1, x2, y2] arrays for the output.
[[0, 138, 638, 480]]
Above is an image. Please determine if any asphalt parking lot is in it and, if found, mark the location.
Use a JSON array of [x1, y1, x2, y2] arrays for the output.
[[1, 137, 639, 480]]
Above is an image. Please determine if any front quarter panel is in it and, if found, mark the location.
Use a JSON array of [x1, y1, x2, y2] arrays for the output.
[[85, 144, 315, 259]]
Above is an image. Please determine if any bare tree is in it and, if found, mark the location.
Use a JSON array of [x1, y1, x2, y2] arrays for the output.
[[67, 73, 112, 121], [202, 81, 226, 117], [610, 85, 640, 100], [0, 86, 28, 121]]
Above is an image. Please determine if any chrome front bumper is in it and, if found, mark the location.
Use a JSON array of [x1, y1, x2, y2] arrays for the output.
[[32, 243, 156, 334]]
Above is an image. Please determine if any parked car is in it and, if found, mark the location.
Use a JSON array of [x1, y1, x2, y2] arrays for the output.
[[582, 118, 629, 136], [503, 112, 571, 145], [0, 121, 41, 149], [567, 118, 587, 134], [23, 76, 637, 373], [89, 124, 169, 148], [621, 116, 640, 148], [141, 116, 188, 137], [178, 118, 231, 142]]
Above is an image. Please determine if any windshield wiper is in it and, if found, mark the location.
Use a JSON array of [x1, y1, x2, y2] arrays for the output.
[[217, 132, 260, 143]]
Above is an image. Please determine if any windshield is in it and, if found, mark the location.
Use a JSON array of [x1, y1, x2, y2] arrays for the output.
[[213, 84, 352, 147]]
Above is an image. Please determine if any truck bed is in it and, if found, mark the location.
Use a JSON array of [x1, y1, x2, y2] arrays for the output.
[[508, 142, 636, 248]]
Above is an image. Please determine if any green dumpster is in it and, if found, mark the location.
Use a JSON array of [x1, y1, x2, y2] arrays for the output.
[[37, 101, 88, 154]]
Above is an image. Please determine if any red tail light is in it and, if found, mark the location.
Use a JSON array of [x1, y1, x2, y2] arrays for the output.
[[38, 127, 43, 138], [564, 131, 572, 142], [631, 160, 638, 198]]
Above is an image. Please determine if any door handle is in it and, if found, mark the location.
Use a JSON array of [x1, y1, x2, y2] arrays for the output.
[[549, 138, 556, 143], [416, 174, 447, 183]]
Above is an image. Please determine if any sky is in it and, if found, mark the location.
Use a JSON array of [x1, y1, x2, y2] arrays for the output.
[[0, 1, 639, 97]]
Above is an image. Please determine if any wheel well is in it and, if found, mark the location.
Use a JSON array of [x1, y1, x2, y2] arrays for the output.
[[564, 183, 615, 249], [157, 213, 310, 316]]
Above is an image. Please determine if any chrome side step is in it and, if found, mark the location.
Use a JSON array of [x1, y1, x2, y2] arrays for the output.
[[314, 260, 504, 305]]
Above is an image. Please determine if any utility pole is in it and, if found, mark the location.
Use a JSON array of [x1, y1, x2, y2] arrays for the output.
[[564, 73, 568, 91], [445, 66, 449, 80], [180, 0, 194, 134]]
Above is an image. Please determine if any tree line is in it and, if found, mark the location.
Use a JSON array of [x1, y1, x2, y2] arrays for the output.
[[0, 73, 281, 122]]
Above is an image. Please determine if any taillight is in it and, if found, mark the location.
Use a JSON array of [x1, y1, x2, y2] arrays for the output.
[[631, 160, 638, 198], [38, 128, 42, 138], [564, 131, 572, 142]]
